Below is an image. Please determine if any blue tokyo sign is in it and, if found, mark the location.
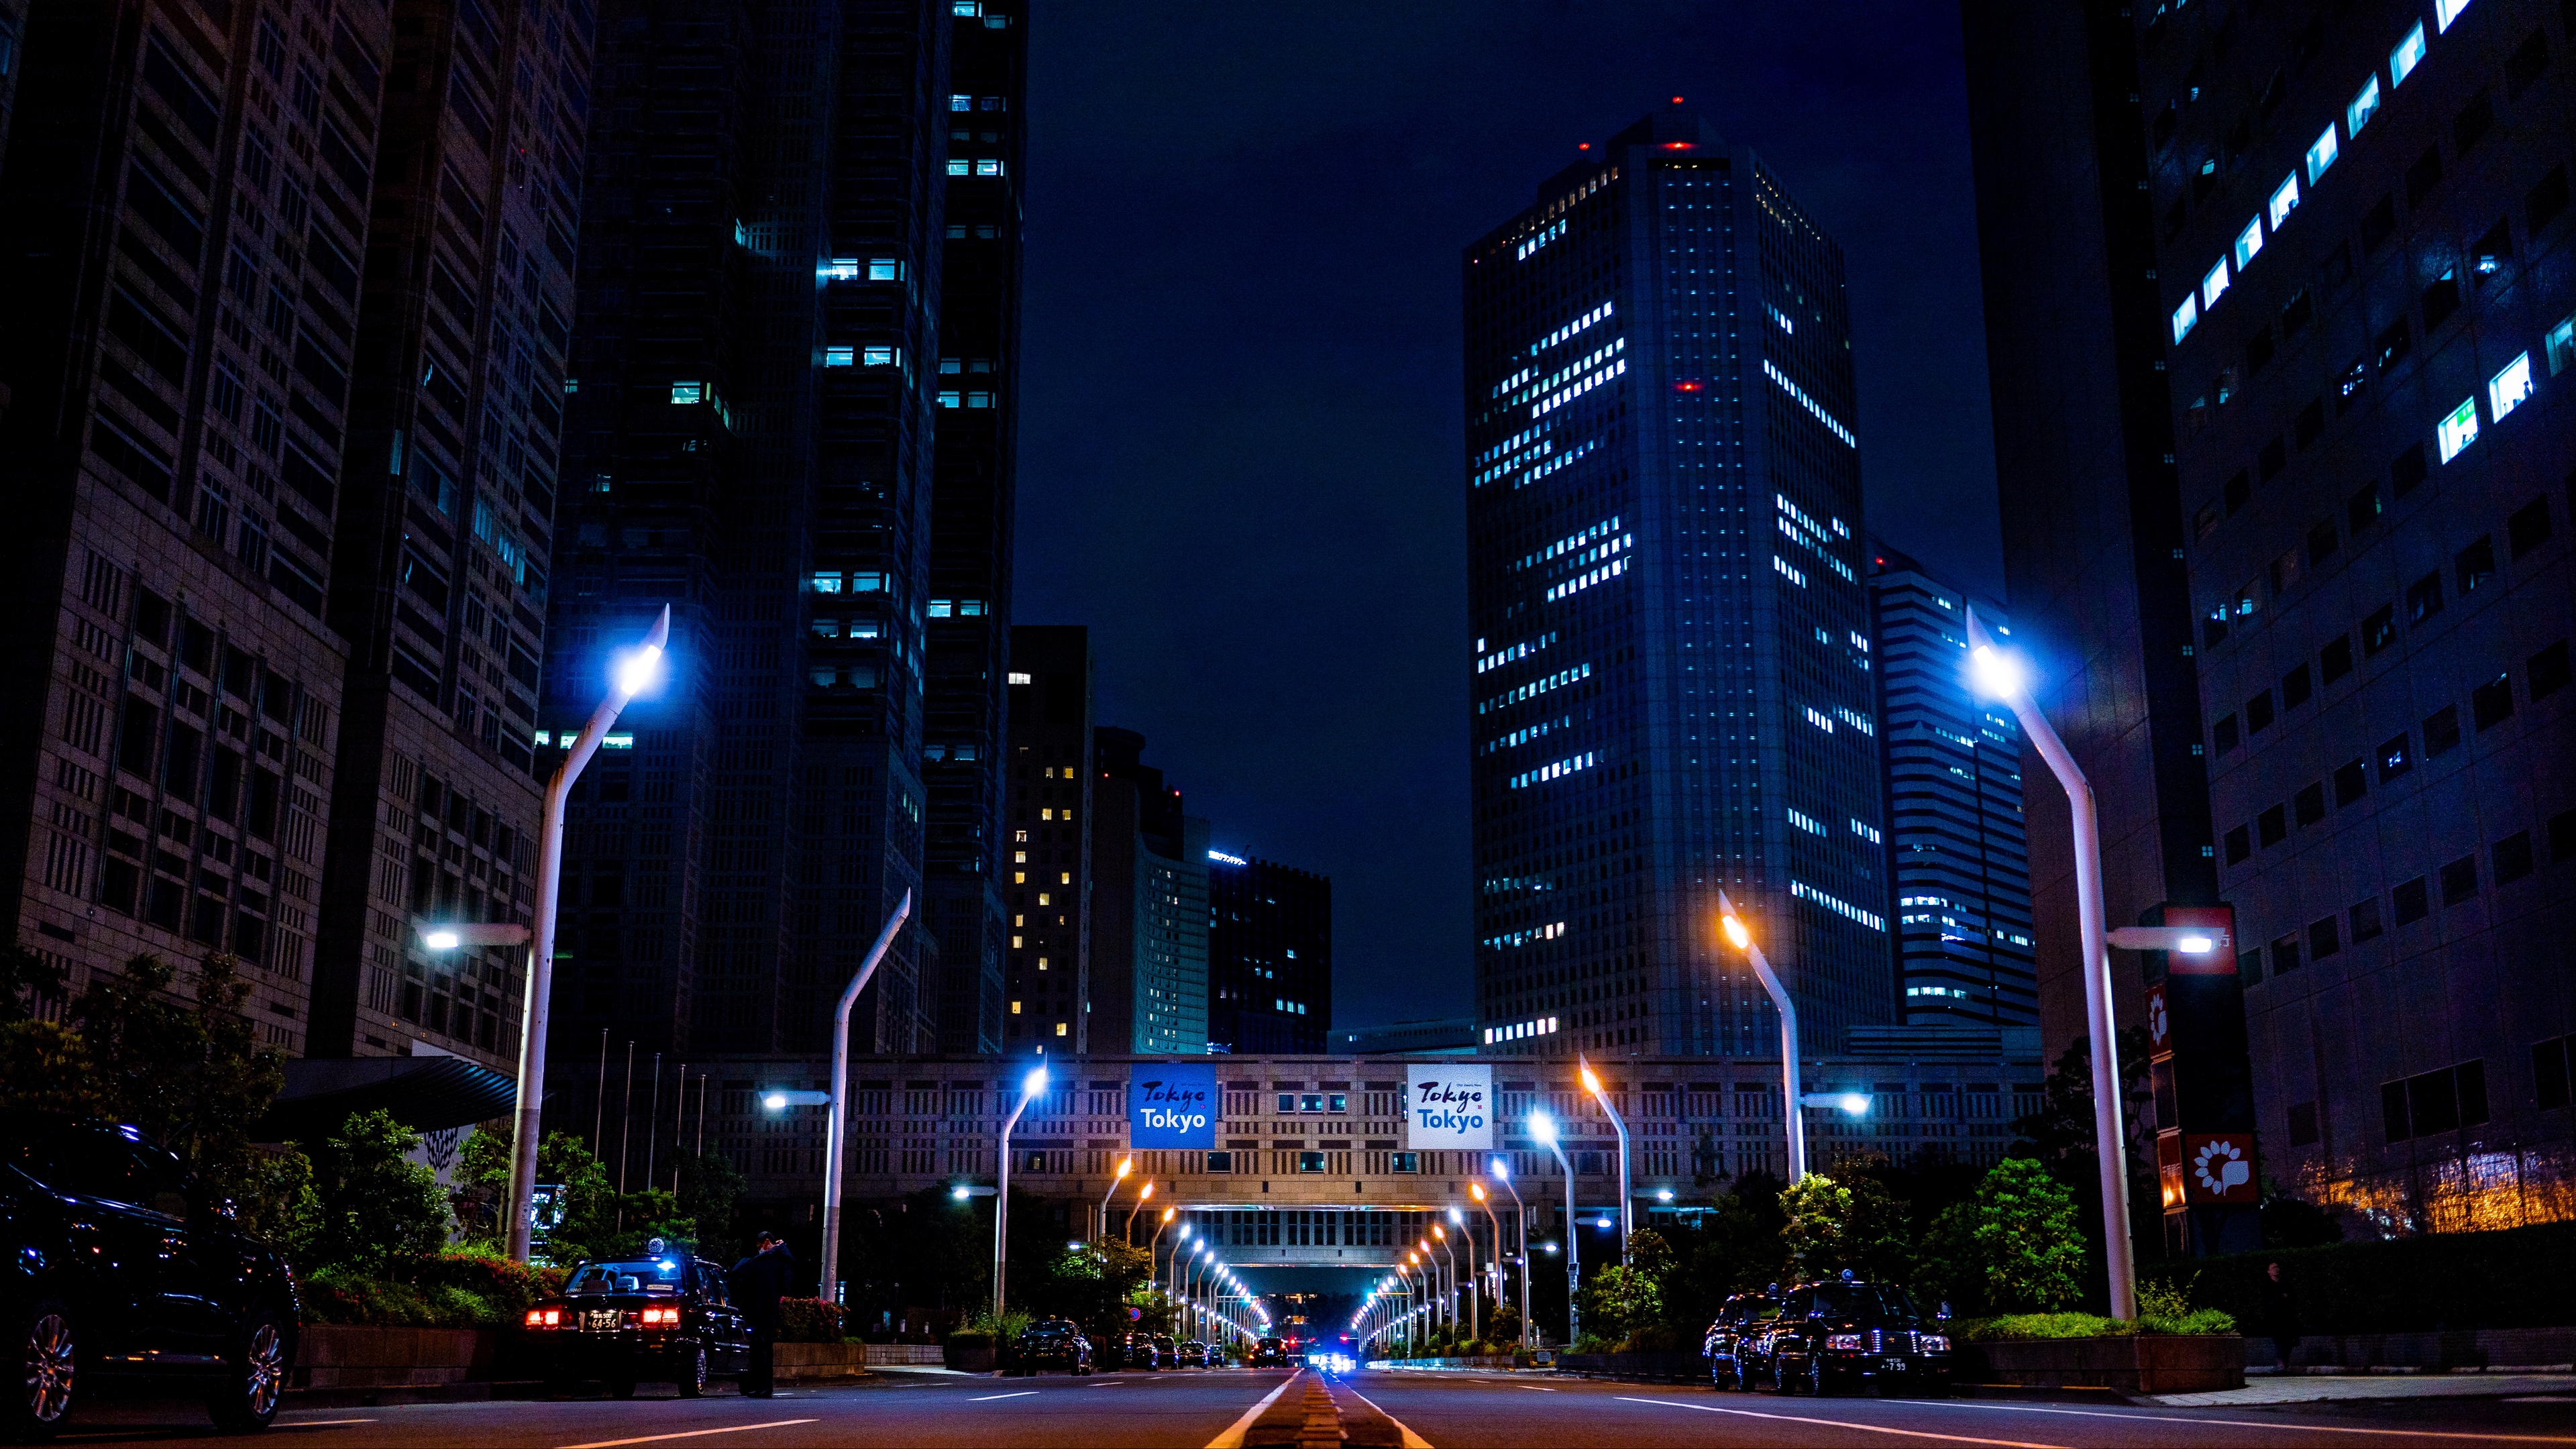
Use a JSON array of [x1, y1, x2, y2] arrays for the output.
[[1129, 1063, 1218, 1148], [1406, 1064, 1493, 1150]]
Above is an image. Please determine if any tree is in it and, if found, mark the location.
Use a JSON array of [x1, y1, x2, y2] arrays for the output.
[[0, 945, 68, 1022], [1834, 1163, 1913, 1285], [1974, 1157, 2085, 1311], [1777, 1173, 1849, 1281], [1912, 1201, 1984, 1316], [677, 1149, 747, 1256], [68, 953, 285, 1197], [308, 1110, 452, 1274], [0, 1018, 107, 1118]]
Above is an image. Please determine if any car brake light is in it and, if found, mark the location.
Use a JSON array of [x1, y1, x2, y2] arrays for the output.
[[527, 1308, 562, 1328], [641, 1306, 680, 1326]]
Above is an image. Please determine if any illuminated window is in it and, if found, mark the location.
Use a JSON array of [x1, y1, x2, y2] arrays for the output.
[[951, 1, 979, 16], [1010, 1000, 1021, 1014], [2438, 396, 2480, 462], [2546, 315, 2574, 375], [810, 571, 842, 594], [951, 94, 971, 111], [2171, 294, 2198, 344], [1055, 1022, 1067, 1037], [863, 345, 896, 366], [1008, 671, 1031, 684], [824, 345, 854, 367], [851, 572, 885, 592], [2392, 23, 2428, 85], [867, 258, 902, 282], [975, 160, 1004, 177], [928, 600, 953, 618], [2435, 0, 2471, 32], [2268, 174, 2300, 229], [822, 258, 859, 281], [670, 380, 703, 405], [2304, 124, 2339, 184], [2202, 259, 2230, 309], [2347, 74, 2381, 136], [945, 159, 969, 176], [937, 390, 960, 408], [2233, 218, 2263, 270], [2487, 352, 2533, 422]]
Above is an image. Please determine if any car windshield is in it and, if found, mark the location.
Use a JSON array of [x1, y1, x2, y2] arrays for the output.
[[566, 1259, 684, 1296], [1734, 1297, 1780, 1321], [1809, 1284, 1919, 1324]]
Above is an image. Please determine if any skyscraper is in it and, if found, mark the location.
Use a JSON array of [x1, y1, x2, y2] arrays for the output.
[[1465, 106, 1893, 1059], [1091, 727, 1207, 1056], [543, 0, 1021, 1060], [0, 0, 592, 1073], [1866, 541, 2037, 1030], [1206, 849, 1330, 1054], [1003, 625, 1092, 1050]]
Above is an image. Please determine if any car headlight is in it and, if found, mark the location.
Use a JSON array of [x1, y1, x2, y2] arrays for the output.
[[1918, 1334, 1949, 1352], [1825, 1334, 1866, 1350]]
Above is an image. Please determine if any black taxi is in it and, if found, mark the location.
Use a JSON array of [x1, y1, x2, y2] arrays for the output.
[[1754, 1272, 1950, 1397], [519, 1252, 751, 1398], [1701, 1289, 1782, 1390]]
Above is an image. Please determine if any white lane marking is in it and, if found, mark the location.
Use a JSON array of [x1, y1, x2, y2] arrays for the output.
[[1908, 1398, 2576, 1444], [557, 1421, 820, 1449], [1205, 1370, 1305, 1449], [970, 1391, 1040, 1401], [1340, 1385, 1434, 1449], [1613, 1397, 2067, 1449], [1513, 1383, 1557, 1391], [278, 1421, 381, 1428]]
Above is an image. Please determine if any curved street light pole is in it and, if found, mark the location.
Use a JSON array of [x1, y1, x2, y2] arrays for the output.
[[994, 1065, 1049, 1318], [1578, 1056, 1634, 1253], [1531, 1113, 1579, 1347], [1097, 1158, 1133, 1241], [820, 892, 912, 1305], [1966, 606, 2137, 1322], [1716, 892, 1807, 1184], [1448, 1209, 1479, 1344], [1487, 1161, 1529, 1350]]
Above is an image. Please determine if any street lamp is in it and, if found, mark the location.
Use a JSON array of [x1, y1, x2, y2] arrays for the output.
[[1965, 605, 2137, 1322], [1715, 890, 1807, 1184], [1486, 1160, 1529, 1350], [1578, 1055, 1633, 1253], [508, 604, 669, 1264], [1468, 1183, 1508, 1348], [1147, 1203, 1177, 1263], [1433, 1225, 1463, 1341], [1099, 1157, 1134, 1241], [994, 1063, 1049, 1317], [1126, 1181, 1158, 1246], [1528, 1111, 1579, 1346], [1448, 1208, 1480, 1344], [822, 892, 912, 1305]]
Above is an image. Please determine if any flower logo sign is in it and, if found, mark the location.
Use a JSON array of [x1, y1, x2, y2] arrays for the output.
[[2145, 984, 2171, 1051], [2186, 1135, 2257, 1202]]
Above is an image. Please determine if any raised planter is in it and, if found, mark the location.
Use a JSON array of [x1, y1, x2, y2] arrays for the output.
[[860, 1342, 948, 1366], [1556, 1350, 1707, 1383], [1961, 1336, 2243, 1395], [292, 1326, 491, 1393], [943, 1341, 998, 1373], [774, 1343, 867, 1382]]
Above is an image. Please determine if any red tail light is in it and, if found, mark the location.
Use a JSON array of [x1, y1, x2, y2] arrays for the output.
[[641, 1307, 680, 1327], [525, 1307, 563, 1328]]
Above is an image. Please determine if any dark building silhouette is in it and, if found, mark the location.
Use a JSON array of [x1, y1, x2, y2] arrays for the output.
[[1003, 624, 1091, 1051], [0, 0, 593, 1075], [1089, 727, 1206, 1055], [1464, 105, 1894, 1060], [1206, 850, 1330, 1055], [1967, 0, 2576, 1224]]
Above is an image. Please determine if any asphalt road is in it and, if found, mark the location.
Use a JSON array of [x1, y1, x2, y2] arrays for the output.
[[53, 1365, 2576, 1448]]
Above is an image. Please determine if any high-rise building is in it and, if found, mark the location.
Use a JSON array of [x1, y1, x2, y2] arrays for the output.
[[1090, 727, 1208, 1056], [1206, 849, 1330, 1054], [1464, 106, 1894, 1059], [0, 0, 592, 1074], [1968, 0, 2576, 1225], [1866, 540, 2037, 1030], [921, 0, 1025, 1057], [544, 0, 1021, 1061], [1961, 0, 2217, 1074], [1003, 625, 1092, 1050]]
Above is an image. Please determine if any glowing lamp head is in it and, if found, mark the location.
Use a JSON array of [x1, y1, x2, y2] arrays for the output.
[[1489, 1158, 1510, 1181], [1470, 1183, 1487, 1202], [1022, 1065, 1050, 1096], [2177, 934, 2216, 955], [1657, 1189, 1674, 1202], [762, 1093, 788, 1112], [1968, 643, 2025, 699], [423, 929, 462, 951], [1721, 915, 1751, 951], [612, 643, 665, 699], [1433, 1224, 1446, 1240], [1528, 1112, 1557, 1146], [1580, 1065, 1603, 1095], [1840, 1093, 1870, 1116], [951, 1185, 971, 1201], [1161, 1206, 1175, 1222], [1116, 1159, 1132, 1179], [1140, 1183, 1156, 1202]]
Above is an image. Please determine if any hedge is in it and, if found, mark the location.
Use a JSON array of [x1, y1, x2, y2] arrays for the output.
[[777, 1297, 851, 1343], [2143, 1220, 2576, 1336]]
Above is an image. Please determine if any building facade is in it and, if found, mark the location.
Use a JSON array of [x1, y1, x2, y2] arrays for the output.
[[1206, 849, 1330, 1055], [1090, 728, 1208, 1056], [1002, 625, 1092, 1051], [1866, 541, 2039, 1030], [1464, 107, 1894, 1061], [0, 0, 592, 1075]]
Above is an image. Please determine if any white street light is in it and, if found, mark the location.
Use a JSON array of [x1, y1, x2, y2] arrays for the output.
[[1966, 604, 2137, 1322], [820, 893, 912, 1305], [507, 604, 669, 1263], [2107, 926, 2227, 955], [763, 1089, 829, 1112], [1528, 1111, 1579, 1346], [1099, 1157, 1134, 1241], [994, 1064, 1049, 1316], [1717, 890, 1807, 1183], [1577, 1055, 1633, 1253], [1486, 1159, 1528, 1350]]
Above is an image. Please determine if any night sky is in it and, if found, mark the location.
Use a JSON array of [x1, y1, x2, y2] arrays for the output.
[[1012, 3, 2002, 1032]]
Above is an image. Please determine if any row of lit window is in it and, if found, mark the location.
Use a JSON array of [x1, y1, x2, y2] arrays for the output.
[[1481, 713, 1570, 757], [1530, 353, 1627, 419], [1545, 553, 1629, 602], [1483, 922, 1566, 951], [1483, 1016, 1562, 1044], [1476, 661, 1591, 716], [1508, 751, 1597, 791], [1475, 629, 1558, 674], [1791, 879, 1886, 932], [1760, 358, 1856, 447]]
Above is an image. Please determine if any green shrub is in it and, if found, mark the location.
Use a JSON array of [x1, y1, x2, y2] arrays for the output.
[[1960, 1309, 2235, 1340], [777, 1297, 850, 1343], [1974, 1158, 2085, 1310], [947, 1330, 994, 1350], [402, 1251, 562, 1320]]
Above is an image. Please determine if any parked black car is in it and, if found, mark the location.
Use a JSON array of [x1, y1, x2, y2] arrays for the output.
[[3, 1116, 303, 1438], [1250, 1336, 1290, 1367], [1753, 1273, 1951, 1397], [1702, 1290, 1782, 1390], [1010, 1319, 1092, 1376], [1118, 1331, 1164, 1370], [516, 1253, 751, 1397], [1150, 1332, 1179, 1368], [1177, 1339, 1211, 1368]]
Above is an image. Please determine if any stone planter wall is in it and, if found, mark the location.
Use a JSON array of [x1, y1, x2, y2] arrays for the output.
[[860, 1342, 948, 1366], [1962, 1335, 2243, 1395], [943, 1342, 998, 1373], [773, 1343, 867, 1381], [292, 1326, 490, 1393], [1555, 1350, 1707, 1383]]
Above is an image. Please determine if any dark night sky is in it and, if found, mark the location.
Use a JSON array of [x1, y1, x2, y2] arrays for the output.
[[1011, 3, 2002, 1031]]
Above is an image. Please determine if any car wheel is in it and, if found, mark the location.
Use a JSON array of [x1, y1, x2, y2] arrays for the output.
[[676, 1346, 708, 1399], [607, 1376, 638, 1400], [206, 1310, 290, 1433], [11, 1299, 76, 1440]]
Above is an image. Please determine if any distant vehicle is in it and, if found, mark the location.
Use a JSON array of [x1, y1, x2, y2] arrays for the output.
[[1175, 1339, 1209, 1368], [1010, 1319, 1091, 1376], [1118, 1331, 1163, 1370], [1703, 1291, 1782, 1391], [515, 1254, 751, 1398], [1251, 1336, 1290, 1367], [1750, 1273, 1951, 1397], [3, 1116, 303, 1437], [1150, 1332, 1179, 1369]]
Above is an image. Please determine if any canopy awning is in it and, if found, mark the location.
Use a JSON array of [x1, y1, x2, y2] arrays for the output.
[[256, 1055, 519, 1142]]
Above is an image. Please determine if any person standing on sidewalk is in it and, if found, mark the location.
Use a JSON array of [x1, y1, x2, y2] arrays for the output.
[[732, 1232, 796, 1397], [2261, 1260, 2300, 1369]]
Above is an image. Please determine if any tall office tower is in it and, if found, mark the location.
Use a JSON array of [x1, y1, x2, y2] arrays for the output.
[[1205, 850, 1331, 1054], [1464, 107, 1893, 1061], [1090, 728, 1208, 1055], [1866, 540, 2038, 1030], [0, 0, 586, 1073], [0, 4, 25, 164], [2131, 0, 2576, 1221], [1961, 2, 2216, 1067], [545, 0, 997, 1059], [920, 3, 1026, 1056], [1003, 625, 1093, 1050]]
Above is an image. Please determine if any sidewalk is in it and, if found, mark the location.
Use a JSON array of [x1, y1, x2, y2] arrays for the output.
[[2143, 1372, 2576, 1408]]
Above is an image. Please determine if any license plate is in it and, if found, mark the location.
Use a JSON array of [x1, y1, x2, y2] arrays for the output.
[[1884, 1358, 1909, 1371], [587, 1311, 621, 1331]]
